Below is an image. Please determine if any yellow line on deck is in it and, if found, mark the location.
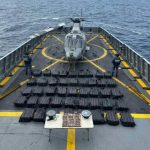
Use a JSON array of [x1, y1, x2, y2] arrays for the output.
[[41, 47, 68, 62], [100, 35, 150, 96], [0, 77, 11, 87], [0, 112, 22, 117], [67, 129, 76, 150], [87, 35, 98, 44], [52, 35, 64, 44], [0, 57, 63, 100], [83, 56, 106, 72], [1, 111, 150, 119], [85, 55, 150, 103], [42, 56, 65, 72], [60, 111, 76, 150], [131, 114, 150, 119], [0, 43, 42, 87]]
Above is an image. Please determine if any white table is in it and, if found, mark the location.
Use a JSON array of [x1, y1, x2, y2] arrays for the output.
[[44, 114, 94, 142]]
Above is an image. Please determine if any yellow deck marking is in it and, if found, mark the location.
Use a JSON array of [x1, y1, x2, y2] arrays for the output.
[[32, 66, 35, 68], [84, 56, 106, 72], [101, 35, 150, 96], [42, 43, 107, 65], [0, 112, 22, 117], [60, 111, 76, 150], [131, 114, 150, 119], [0, 111, 150, 119], [19, 79, 29, 86], [85, 55, 150, 103], [0, 42, 42, 87], [90, 44, 108, 61], [136, 80, 150, 97], [87, 35, 98, 44], [0, 77, 11, 87], [67, 129, 76, 150], [52, 35, 64, 44], [42, 47, 68, 62], [42, 56, 65, 72]]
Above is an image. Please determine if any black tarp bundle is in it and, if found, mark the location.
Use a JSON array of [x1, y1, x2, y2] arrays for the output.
[[27, 78, 37, 86], [33, 108, 46, 122], [106, 112, 119, 126], [120, 113, 135, 127], [91, 110, 105, 124], [19, 108, 35, 122], [22, 87, 32, 96], [27, 96, 38, 108], [37, 77, 48, 86], [32, 87, 44, 96], [14, 96, 27, 107], [32, 69, 42, 76], [45, 87, 56, 96], [38, 97, 50, 107]]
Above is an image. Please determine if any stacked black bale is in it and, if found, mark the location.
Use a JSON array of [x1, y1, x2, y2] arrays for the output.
[[97, 79, 106, 88], [59, 71, 68, 77], [79, 98, 90, 109], [106, 79, 117, 88], [95, 71, 104, 78], [51, 97, 62, 108], [90, 98, 101, 109], [106, 112, 119, 126], [48, 77, 58, 86], [64, 98, 74, 108], [88, 78, 96, 87], [59, 78, 68, 86], [79, 88, 89, 97], [19, 108, 35, 122], [22, 87, 32, 96], [32, 69, 42, 77], [102, 99, 114, 110], [69, 78, 78, 86], [100, 89, 111, 98], [112, 89, 123, 99], [37, 77, 48, 86], [38, 97, 50, 108], [45, 87, 56, 96], [27, 96, 38, 108], [89, 88, 99, 98], [32, 87, 44, 96], [57, 87, 67, 97], [14, 96, 27, 107], [91, 110, 105, 124], [43, 70, 51, 76], [120, 113, 136, 127], [67, 87, 78, 97], [116, 101, 129, 111], [27, 78, 37, 86], [78, 78, 89, 87], [33, 108, 46, 122]]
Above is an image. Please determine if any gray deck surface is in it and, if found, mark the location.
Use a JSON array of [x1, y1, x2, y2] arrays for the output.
[[0, 30, 150, 150], [0, 117, 150, 150], [0, 32, 150, 113]]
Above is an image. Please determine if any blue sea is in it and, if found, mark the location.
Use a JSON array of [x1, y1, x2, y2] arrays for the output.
[[0, 0, 150, 60]]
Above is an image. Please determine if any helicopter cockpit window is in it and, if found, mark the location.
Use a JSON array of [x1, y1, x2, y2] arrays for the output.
[[66, 35, 84, 50]]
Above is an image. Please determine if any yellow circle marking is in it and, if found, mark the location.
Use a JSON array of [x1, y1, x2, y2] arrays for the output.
[[41, 44, 107, 63]]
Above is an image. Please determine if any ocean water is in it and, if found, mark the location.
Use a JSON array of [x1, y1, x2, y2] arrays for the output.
[[0, 0, 150, 61]]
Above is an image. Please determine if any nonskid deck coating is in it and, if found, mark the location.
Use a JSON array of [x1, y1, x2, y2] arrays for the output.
[[0, 32, 150, 150], [0, 33, 150, 113], [0, 117, 150, 150]]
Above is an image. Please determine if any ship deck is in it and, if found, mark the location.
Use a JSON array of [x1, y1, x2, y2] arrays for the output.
[[0, 31, 150, 150]]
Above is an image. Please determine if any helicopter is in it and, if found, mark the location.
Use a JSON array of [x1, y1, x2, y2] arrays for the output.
[[64, 17, 87, 61]]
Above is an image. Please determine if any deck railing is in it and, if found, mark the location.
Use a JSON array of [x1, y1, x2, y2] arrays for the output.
[[0, 32, 47, 81], [0, 26, 150, 86], [98, 27, 150, 85]]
